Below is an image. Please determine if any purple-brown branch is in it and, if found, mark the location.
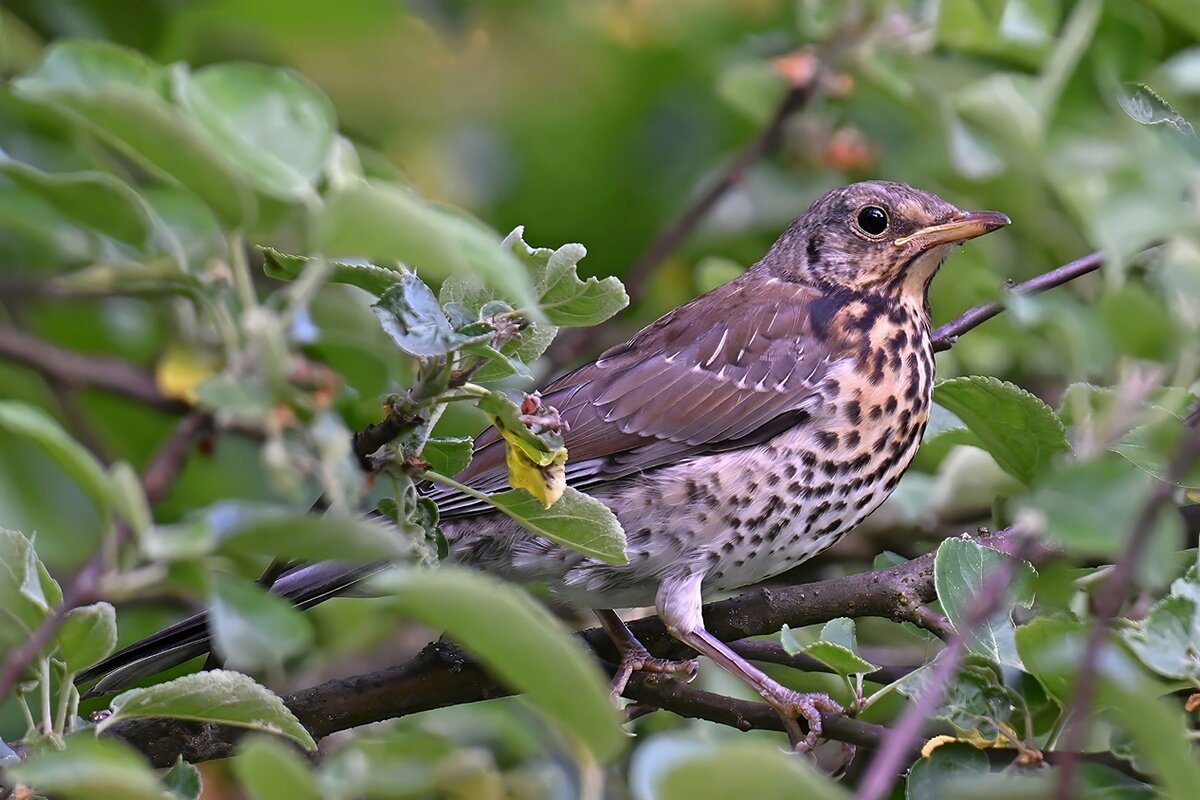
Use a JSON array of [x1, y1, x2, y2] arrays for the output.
[[1053, 415, 1200, 799], [0, 325, 188, 414], [931, 251, 1104, 351]]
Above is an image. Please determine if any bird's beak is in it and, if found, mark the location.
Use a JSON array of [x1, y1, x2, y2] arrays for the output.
[[892, 210, 1011, 249]]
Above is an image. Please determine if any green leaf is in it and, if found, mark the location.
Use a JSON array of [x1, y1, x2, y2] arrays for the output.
[[934, 537, 1035, 669], [1122, 594, 1200, 681], [6, 735, 172, 800], [421, 436, 473, 477], [0, 156, 154, 246], [232, 736, 320, 800], [893, 657, 1018, 742], [209, 574, 313, 673], [175, 63, 336, 202], [367, 566, 625, 762], [782, 618, 878, 677], [633, 734, 851, 800], [57, 601, 118, 673], [932, 377, 1070, 484], [317, 182, 540, 317], [97, 670, 316, 751], [483, 487, 627, 565], [905, 742, 990, 800], [217, 513, 416, 562], [372, 271, 475, 358], [1015, 617, 1089, 705], [260, 246, 402, 296], [0, 400, 113, 515], [1021, 456, 1182, 565], [535, 242, 628, 327], [1118, 83, 1195, 136], [14, 41, 253, 226], [161, 758, 202, 800], [0, 528, 58, 651]]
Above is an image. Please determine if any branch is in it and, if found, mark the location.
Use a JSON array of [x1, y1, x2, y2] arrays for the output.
[[106, 529, 1017, 765], [1053, 412, 1200, 798], [931, 251, 1104, 352], [0, 325, 188, 414]]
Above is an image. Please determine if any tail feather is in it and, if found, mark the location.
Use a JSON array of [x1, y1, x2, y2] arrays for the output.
[[76, 560, 388, 696]]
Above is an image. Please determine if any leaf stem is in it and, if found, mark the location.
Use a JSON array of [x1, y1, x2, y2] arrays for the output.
[[39, 658, 53, 734]]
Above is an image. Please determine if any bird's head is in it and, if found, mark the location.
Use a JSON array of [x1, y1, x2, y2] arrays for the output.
[[765, 180, 1009, 299]]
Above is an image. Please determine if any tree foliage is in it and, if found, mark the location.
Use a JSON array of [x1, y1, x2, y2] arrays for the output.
[[1, 2, 1199, 798]]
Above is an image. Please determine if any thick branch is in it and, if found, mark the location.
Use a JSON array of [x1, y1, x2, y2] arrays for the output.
[[107, 529, 1016, 765], [0, 325, 188, 414]]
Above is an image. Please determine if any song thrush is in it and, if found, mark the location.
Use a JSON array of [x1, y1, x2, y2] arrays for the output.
[[80, 181, 1009, 747]]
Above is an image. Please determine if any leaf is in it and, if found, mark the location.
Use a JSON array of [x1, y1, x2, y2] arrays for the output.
[[367, 566, 625, 762], [0, 528, 57, 651], [209, 574, 313, 673], [906, 742, 990, 800], [13, 41, 253, 226], [421, 437, 474, 477], [58, 602, 118, 673], [0, 400, 113, 515], [475, 389, 564, 465], [535, 242, 628, 327], [782, 618, 878, 677], [217, 512, 416, 562], [932, 377, 1069, 484], [161, 758, 202, 800], [484, 487, 627, 565], [934, 537, 1035, 669], [1118, 83, 1196, 136], [1021, 456, 1182, 565], [372, 271, 475, 358], [175, 62, 336, 202], [1121, 595, 1200, 681], [232, 736, 320, 800], [506, 441, 568, 506], [6, 735, 172, 800], [97, 670, 316, 751], [630, 733, 850, 800], [893, 657, 1019, 743], [317, 182, 540, 317], [0, 156, 155, 246], [260, 246, 402, 296]]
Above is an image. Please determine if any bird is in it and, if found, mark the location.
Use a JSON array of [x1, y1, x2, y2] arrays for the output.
[[79, 180, 1009, 749]]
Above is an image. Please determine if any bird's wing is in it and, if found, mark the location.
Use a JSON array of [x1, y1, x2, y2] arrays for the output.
[[433, 275, 848, 518]]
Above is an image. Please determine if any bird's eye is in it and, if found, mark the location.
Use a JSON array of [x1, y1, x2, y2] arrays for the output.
[[856, 205, 889, 237]]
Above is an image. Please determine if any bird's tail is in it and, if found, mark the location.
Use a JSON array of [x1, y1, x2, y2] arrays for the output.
[[75, 560, 387, 697]]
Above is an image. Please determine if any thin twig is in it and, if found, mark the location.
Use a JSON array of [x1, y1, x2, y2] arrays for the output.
[[1053, 417, 1200, 799], [546, 79, 819, 370], [0, 325, 188, 413], [931, 251, 1104, 352]]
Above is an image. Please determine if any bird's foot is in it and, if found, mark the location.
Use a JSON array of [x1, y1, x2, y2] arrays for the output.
[[610, 644, 698, 700], [764, 688, 843, 753]]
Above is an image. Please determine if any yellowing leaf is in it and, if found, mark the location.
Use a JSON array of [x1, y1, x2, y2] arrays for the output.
[[506, 443, 567, 506], [156, 344, 221, 404]]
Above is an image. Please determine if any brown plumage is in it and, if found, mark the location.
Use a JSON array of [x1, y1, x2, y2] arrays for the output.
[[79, 181, 1008, 749]]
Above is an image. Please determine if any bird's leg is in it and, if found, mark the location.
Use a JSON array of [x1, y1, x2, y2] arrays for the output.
[[595, 609, 698, 699], [657, 574, 843, 752]]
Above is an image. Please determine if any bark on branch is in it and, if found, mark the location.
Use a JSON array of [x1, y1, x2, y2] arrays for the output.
[[108, 529, 1017, 766]]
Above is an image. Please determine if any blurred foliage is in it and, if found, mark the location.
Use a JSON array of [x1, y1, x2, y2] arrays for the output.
[[0, 1, 1199, 798]]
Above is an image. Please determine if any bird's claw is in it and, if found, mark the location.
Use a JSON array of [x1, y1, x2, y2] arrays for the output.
[[610, 653, 698, 700], [768, 689, 843, 753]]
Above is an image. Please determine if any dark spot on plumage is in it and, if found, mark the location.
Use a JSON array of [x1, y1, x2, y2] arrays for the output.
[[808, 290, 847, 337], [802, 452, 817, 467], [889, 349, 902, 371], [889, 329, 909, 349], [684, 479, 701, 503], [721, 541, 735, 553], [899, 409, 913, 429], [815, 520, 842, 537], [788, 481, 804, 495], [884, 396, 898, 413], [869, 404, 883, 420], [784, 463, 797, 480], [806, 232, 823, 267], [765, 472, 780, 487], [904, 378, 921, 400], [813, 481, 834, 496], [816, 430, 839, 449], [853, 494, 874, 510], [802, 469, 814, 483], [873, 426, 895, 451], [845, 431, 861, 448], [806, 501, 832, 523], [846, 400, 862, 424], [848, 452, 871, 472], [750, 533, 764, 545]]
